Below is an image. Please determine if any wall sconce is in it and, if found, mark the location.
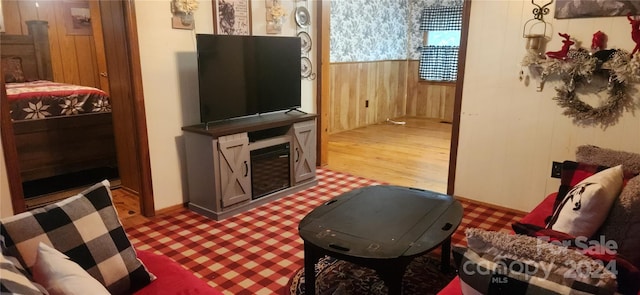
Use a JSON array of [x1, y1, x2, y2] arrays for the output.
[[171, 0, 199, 30], [523, 0, 553, 54]]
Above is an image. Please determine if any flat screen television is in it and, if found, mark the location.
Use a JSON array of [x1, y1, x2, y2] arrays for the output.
[[196, 34, 301, 123]]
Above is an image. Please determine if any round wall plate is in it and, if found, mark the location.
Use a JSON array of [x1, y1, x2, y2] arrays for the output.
[[298, 31, 312, 53], [295, 7, 311, 28], [301, 57, 312, 78]]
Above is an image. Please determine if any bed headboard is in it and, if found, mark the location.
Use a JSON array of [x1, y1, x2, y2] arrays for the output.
[[0, 20, 53, 81]]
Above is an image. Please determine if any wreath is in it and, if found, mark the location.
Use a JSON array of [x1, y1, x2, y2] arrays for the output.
[[523, 49, 639, 126]]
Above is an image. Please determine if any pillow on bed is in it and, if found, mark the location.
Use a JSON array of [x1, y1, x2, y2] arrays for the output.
[[1, 56, 26, 83], [0, 180, 154, 294]]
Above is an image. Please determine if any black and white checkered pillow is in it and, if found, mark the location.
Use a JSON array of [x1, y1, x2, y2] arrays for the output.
[[0, 180, 153, 294], [1, 252, 46, 295]]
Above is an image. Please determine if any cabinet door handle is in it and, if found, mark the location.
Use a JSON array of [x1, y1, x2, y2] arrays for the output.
[[295, 148, 300, 163], [244, 161, 248, 177]]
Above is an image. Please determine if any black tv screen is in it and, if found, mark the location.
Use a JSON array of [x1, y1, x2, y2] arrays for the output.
[[196, 34, 301, 123]]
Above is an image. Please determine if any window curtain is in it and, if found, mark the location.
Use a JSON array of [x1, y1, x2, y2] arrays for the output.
[[419, 6, 463, 81]]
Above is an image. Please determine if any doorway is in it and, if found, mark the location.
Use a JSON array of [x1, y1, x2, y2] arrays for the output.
[[0, 0, 154, 216], [316, 0, 472, 196]]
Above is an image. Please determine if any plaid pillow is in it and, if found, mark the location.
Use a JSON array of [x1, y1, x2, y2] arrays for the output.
[[1, 252, 46, 295], [454, 246, 618, 295], [0, 180, 153, 294], [512, 222, 640, 294]]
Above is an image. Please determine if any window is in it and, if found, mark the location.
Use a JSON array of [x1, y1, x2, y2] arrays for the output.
[[419, 6, 463, 82]]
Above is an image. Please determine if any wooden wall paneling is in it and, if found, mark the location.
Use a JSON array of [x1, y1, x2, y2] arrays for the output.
[[347, 64, 359, 130], [374, 61, 389, 124], [2, 1, 22, 34], [53, 2, 81, 85], [17, 1, 38, 32], [358, 62, 374, 126], [396, 60, 408, 118], [38, 1, 65, 83], [405, 61, 418, 117], [329, 60, 413, 134], [442, 85, 455, 122], [75, 36, 99, 87]]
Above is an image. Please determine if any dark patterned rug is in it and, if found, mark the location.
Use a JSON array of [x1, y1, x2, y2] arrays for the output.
[[285, 253, 457, 295]]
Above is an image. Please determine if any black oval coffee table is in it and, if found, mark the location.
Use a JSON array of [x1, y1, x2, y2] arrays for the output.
[[298, 185, 463, 294]]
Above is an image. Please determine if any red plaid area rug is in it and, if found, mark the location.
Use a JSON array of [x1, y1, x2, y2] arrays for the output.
[[126, 168, 525, 295]]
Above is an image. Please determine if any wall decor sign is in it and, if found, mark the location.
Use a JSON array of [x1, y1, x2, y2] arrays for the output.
[[64, 0, 92, 35], [214, 0, 251, 35], [555, 0, 640, 19]]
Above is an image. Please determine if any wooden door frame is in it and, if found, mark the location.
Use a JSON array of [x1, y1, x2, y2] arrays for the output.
[[1, 0, 155, 217], [316, 0, 472, 196]]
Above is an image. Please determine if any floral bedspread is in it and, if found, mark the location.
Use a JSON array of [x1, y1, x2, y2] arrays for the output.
[[6, 80, 111, 121]]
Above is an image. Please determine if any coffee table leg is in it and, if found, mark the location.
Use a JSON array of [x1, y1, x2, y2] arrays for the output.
[[440, 236, 452, 273], [304, 242, 319, 295], [376, 264, 407, 295]]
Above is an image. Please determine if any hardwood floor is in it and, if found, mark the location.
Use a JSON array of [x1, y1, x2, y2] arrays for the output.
[[115, 116, 452, 227], [325, 116, 451, 193]]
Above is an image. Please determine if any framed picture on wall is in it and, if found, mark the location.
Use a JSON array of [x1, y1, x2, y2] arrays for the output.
[[64, 0, 92, 35], [555, 0, 640, 19], [213, 0, 252, 35]]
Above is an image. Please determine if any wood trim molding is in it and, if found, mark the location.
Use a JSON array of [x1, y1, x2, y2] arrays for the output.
[[447, 0, 472, 196], [0, 75, 26, 214], [123, 0, 155, 217], [317, 0, 330, 166]]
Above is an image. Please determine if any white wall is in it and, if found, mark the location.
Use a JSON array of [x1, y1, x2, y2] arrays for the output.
[[455, 0, 640, 212], [135, 0, 316, 210]]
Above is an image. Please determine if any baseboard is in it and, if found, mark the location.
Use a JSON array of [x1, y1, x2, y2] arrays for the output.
[[453, 195, 528, 216]]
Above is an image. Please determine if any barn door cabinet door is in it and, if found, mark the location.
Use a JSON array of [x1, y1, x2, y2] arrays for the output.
[[291, 120, 317, 184], [218, 133, 252, 207]]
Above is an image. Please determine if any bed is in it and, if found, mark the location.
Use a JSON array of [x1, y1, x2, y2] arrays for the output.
[[1, 20, 118, 187]]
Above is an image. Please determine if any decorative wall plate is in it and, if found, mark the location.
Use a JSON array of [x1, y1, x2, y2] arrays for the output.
[[298, 31, 312, 53], [301, 57, 312, 78], [295, 7, 311, 28]]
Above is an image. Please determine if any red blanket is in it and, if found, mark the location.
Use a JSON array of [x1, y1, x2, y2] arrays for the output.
[[6, 80, 111, 121]]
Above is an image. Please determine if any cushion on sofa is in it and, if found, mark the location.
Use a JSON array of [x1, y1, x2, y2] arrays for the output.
[[133, 250, 224, 295], [596, 174, 640, 270], [32, 242, 110, 295], [1, 252, 46, 295], [546, 165, 624, 238], [0, 180, 154, 295], [460, 228, 618, 294]]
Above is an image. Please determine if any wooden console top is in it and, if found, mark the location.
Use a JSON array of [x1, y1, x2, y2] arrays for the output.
[[182, 112, 317, 138]]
